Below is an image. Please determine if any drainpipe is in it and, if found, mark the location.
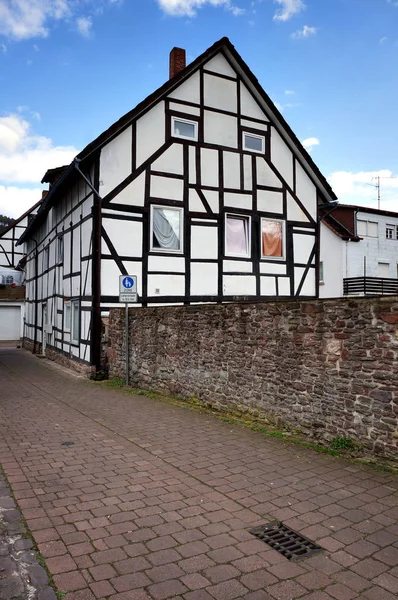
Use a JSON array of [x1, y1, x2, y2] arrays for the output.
[[32, 238, 39, 354]]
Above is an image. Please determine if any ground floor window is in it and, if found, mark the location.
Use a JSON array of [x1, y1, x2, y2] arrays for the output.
[[64, 299, 79, 343], [261, 218, 284, 259]]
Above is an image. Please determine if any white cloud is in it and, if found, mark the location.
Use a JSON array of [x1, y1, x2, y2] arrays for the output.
[[0, 186, 42, 219], [157, 0, 245, 17], [0, 112, 78, 218], [1, 42, 6, 53], [273, 0, 305, 22], [76, 15, 92, 37], [328, 170, 398, 211], [387, 1, 398, 7], [380, 36, 387, 44], [0, 113, 78, 184], [302, 137, 320, 152], [291, 24, 316, 38], [285, 89, 295, 95], [0, 1, 120, 41]]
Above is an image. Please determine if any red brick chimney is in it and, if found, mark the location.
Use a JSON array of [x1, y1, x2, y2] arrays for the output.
[[169, 47, 186, 79]]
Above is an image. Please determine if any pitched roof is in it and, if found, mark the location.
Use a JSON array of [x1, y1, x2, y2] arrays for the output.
[[20, 37, 337, 244], [336, 203, 398, 219], [320, 208, 360, 241]]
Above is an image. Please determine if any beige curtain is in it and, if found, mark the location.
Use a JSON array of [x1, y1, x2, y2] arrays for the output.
[[262, 221, 282, 257]]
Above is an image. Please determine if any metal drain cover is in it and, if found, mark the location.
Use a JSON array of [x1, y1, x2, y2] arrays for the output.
[[61, 441, 74, 446], [249, 521, 322, 561]]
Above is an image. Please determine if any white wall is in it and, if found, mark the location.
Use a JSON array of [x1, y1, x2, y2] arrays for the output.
[[319, 222, 345, 298]]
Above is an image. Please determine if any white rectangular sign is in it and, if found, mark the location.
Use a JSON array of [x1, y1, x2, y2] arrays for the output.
[[119, 275, 138, 303]]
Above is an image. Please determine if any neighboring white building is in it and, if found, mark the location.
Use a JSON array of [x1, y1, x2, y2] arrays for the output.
[[320, 204, 398, 298], [0, 200, 42, 341], [18, 37, 337, 372]]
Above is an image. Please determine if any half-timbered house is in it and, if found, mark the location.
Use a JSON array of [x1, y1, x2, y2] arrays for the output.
[[19, 37, 337, 373]]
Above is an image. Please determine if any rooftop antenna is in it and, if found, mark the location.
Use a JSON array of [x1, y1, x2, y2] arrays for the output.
[[371, 175, 397, 210]]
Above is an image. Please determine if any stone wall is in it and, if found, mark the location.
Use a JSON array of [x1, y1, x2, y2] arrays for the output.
[[23, 339, 92, 377], [108, 297, 398, 459]]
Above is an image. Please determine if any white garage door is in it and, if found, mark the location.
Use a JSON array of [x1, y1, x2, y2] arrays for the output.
[[0, 306, 21, 340]]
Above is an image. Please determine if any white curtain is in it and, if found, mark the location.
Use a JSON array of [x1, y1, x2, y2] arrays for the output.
[[226, 217, 248, 256], [153, 208, 180, 250]]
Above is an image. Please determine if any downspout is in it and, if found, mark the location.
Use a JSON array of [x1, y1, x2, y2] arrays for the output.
[[32, 238, 39, 354], [74, 158, 103, 374]]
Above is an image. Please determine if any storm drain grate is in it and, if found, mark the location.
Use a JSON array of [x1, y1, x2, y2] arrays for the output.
[[249, 521, 322, 561]]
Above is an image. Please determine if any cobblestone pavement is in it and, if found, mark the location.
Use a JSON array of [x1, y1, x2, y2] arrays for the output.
[[0, 347, 397, 600], [0, 467, 56, 600]]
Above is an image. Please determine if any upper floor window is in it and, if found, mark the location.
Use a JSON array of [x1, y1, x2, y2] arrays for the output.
[[386, 225, 397, 240], [57, 235, 64, 265], [261, 218, 284, 260], [150, 205, 183, 253], [172, 117, 198, 141], [357, 219, 378, 238], [243, 132, 265, 153], [225, 214, 251, 258], [43, 246, 49, 271]]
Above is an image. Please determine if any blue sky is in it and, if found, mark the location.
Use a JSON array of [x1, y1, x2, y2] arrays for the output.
[[0, 0, 397, 217]]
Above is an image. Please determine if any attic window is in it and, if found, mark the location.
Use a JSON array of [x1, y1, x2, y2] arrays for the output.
[[243, 132, 264, 153], [172, 117, 198, 141]]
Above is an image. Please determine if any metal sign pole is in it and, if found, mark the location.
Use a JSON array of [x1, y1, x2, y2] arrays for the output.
[[125, 302, 129, 386]]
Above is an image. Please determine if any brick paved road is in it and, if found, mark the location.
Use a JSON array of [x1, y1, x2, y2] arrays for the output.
[[0, 347, 397, 600]]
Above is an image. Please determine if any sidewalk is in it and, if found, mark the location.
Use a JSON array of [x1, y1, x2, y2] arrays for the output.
[[0, 347, 397, 600]]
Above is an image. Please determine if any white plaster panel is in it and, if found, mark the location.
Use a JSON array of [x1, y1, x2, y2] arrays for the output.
[[241, 118, 268, 131], [71, 275, 80, 296], [256, 157, 282, 187], [243, 155, 252, 190], [319, 222, 344, 298], [241, 83, 268, 121], [201, 149, 218, 187], [169, 102, 200, 116], [260, 262, 287, 275], [300, 269, 316, 296], [223, 152, 240, 189], [223, 275, 256, 296], [114, 172, 146, 207], [287, 192, 310, 222], [150, 175, 183, 201], [81, 220, 92, 257], [152, 144, 184, 175], [82, 196, 93, 218], [293, 233, 315, 265], [204, 73, 237, 113], [257, 190, 283, 214], [204, 111, 237, 148], [203, 190, 219, 213], [191, 263, 218, 296], [191, 226, 218, 259], [260, 276, 276, 296], [189, 146, 196, 184], [224, 192, 252, 210], [189, 189, 206, 213], [100, 126, 132, 197], [148, 255, 185, 273], [148, 274, 185, 297], [204, 53, 236, 78], [169, 72, 200, 103], [296, 161, 317, 220], [72, 227, 81, 272], [294, 267, 305, 294], [103, 210, 143, 219], [121, 262, 143, 296], [223, 260, 253, 273], [102, 218, 142, 258], [136, 101, 165, 167], [270, 128, 294, 188], [81, 261, 92, 296], [278, 277, 291, 296], [101, 259, 121, 296]]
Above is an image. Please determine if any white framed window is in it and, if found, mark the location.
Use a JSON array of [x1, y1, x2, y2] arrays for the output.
[[43, 246, 49, 271], [172, 117, 198, 141], [319, 261, 324, 284], [57, 235, 64, 265], [357, 219, 378, 237], [64, 301, 71, 332], [225, 214, 251, 258], [64, 299, 79, 343], [243, 132, 265, 153], [150, 205, 183, 253], [386, 225, 396, 240], [261, 218, 285, 260]]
